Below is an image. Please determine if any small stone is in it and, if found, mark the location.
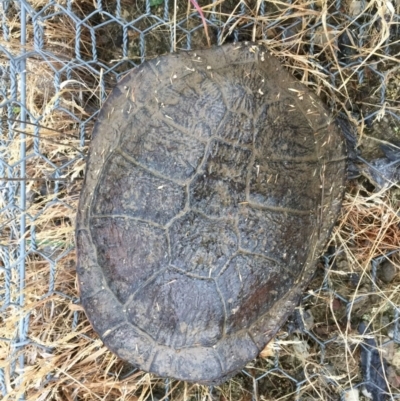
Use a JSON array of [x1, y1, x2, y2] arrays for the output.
[[361, 386, 373, 399], [332, 298, 342, 311], [343, 388, 359, 401], [387, 366, 400, 389], [381, 338, 395, 361], [336, 256, 349, 271], [292, 308, 315, 333], [390, 344, 400, 369], [377, 260, 397, 283], [301, 309, 314, 331], [348, 0, 363, 16], [387, 326, 400, 343]]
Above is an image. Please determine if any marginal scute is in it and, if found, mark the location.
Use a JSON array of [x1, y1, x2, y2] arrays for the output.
[[104, 323, 155, 371], [150, 346, 222, 383], [76, 230, 108, 299], [82, 289, 125, 336], [90, 217, 168, 304], [214, 331, 259, 373], [127, 269, 224, 348], [248, 295, 301, 349], [314, 122, 349, 161], [76, 42, 348, 385], [322, 160, 347, 202]]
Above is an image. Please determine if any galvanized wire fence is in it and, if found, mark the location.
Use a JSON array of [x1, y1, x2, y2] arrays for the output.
[[1, 0, 400, 400]]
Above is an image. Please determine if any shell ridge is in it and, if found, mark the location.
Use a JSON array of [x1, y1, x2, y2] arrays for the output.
[[77, 229, 124, 304], [245, 139, 256, 205], [122, 265, 170, 308], [157, 111, 209, 144], [208, 134, 254, 150], [236, 249, 296, 279], [164, 201, 190, 228], [215, 280, 228, 337], [245, 201, 314, 215], [91, 214, 165, 229], [216, 252, 239, 278], [109, 321, 158, 371], [117, 148, 187, 185], [168, 264, 216, 281], [187, 139, 214, 185], [187, 207, 235, 222], [88, 150, 116, 221]]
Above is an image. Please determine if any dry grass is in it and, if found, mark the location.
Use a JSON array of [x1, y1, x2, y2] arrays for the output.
[[1, 0, 399, 400]]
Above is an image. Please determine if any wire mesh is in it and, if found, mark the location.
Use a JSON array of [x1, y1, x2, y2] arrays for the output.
[[1, 0, 400, 400]]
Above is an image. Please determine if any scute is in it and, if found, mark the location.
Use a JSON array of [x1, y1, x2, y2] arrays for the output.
[[217, 253, 290, 334], [150, 345, 223, 383], [120, 107, 206, 181], [93, 153, 186, 224], [216, 111, 255, 145], [190, 140, 251, 217], [213, 64, 271, 114], [158, 72, 227, 134], [238, 206, 314, 267], [256, 99, 318, 158], [76, 42, 347, 385], [213, 332, 259, 373], [126, 269, 224, 348], [169, 211, 238, 277], [103, 323, 155, 371], [82, 289, 125, 337], [249, 160, 320, 210], [90, 217, 168, 304]]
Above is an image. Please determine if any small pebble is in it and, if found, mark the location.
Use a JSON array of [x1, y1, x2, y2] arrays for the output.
[[361, 386, 373, 399], [343, 388, 359, 401], [301, 309, 314, 331], [336, 257, 349, 271], [387, 365, 400, 388], [377, 260, 397, 283]]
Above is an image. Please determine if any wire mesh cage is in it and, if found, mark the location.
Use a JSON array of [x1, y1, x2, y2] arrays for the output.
[[1, 0, 400, 400]]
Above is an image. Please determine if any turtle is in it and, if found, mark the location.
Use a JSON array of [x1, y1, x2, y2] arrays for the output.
[[76, 42, 348, 385]]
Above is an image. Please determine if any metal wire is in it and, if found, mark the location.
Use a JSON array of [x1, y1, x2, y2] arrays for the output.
[[1, 0, 399, 400]]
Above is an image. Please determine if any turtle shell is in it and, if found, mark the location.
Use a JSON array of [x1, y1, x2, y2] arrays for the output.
[[76, 42, 347, 385]]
